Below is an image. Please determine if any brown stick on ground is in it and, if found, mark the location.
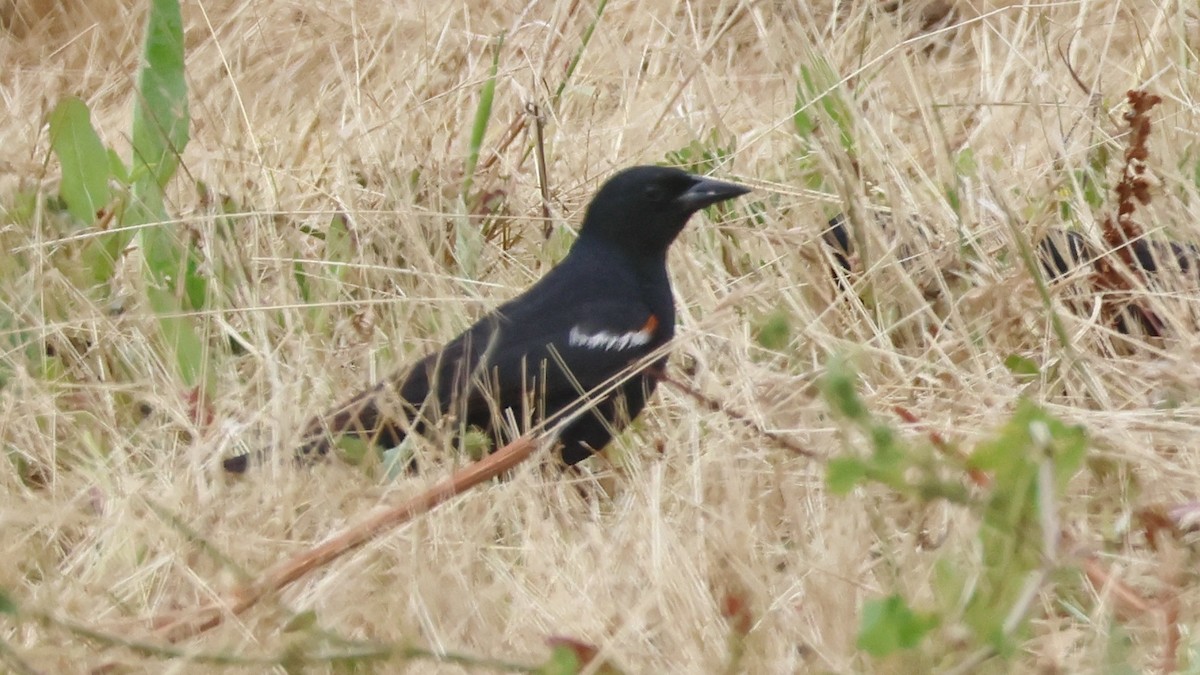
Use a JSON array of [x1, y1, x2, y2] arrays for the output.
[[155, 435, 539, 643], [157, 360, 819, 642]]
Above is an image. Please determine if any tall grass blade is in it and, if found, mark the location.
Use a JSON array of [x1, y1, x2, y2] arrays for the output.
[[462, 33, 504, 201]]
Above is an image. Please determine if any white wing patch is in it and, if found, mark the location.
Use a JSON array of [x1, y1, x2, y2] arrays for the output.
[[568, 317, 657, 352]]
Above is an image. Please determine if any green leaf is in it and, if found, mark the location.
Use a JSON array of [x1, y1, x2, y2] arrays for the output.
[[1100, 621, 1138, 675], [293, 260, 312, 303], [1044, 415, 1087, 490], [869, 424, 898, 459], [963, 400, 1088, 652], [325, 213, 351, 261], [796, 59, 856, 154], [857, 595, 938, 656], [283, 609, 318, 632], [146, 286, 205, 387], [664, 130, 735, 176], [107, 148, 131, 184], [820, 360, 867, 421], [539, 646, 582, 675], [182, 249, 207, 311], [945, 186, 961, 215], [793, 100, 816, 139], [826, 457, 868, 494], [131, 0, 193, 299], [955, 148, 977, 176], [47, 96, 112, 225], [1003, 354, 1040, 378], [339, 435, 377, 467], [82, 236, 120, 285], [127, 0, 213, 390], [0, 589, 17, 615], [754, 310, 791, 351], [130, 0, 188, 200], [969, 400, 1084, 478]]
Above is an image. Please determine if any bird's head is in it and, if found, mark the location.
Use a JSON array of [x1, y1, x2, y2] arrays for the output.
[[577, 165, 750, 258]]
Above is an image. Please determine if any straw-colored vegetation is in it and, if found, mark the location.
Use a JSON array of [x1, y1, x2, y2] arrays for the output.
[[2, 0, 1199, 672]]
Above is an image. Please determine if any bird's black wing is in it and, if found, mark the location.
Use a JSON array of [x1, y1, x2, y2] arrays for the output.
[[236, 298, 656, 469], [222, 283, 664, 473], [464, 297, 665, 462], [479, 297, 664, 407]]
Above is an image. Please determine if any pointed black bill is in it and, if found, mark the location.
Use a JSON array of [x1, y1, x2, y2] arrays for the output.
[[676, 175, 751, 211]]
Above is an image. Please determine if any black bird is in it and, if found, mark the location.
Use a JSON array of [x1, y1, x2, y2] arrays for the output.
[[822, 212, 1200, 284], [820, 213, 1199, 337], [224, 165, 750, 473]]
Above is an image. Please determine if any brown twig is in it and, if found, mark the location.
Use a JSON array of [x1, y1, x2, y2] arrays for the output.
[[155, 435, 539, 642], [528, 102, 553, 238], [165, 344, 678, 641], [1058, 30, 1095, 101]]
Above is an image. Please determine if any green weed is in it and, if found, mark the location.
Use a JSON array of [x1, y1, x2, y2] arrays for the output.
[[823, 360, 1089, 667]]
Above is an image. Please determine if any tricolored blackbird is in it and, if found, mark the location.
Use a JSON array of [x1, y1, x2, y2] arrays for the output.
[[823, 213, 1199, 285], [820, 213, 1198, 336], [223, 165, 750, 473]]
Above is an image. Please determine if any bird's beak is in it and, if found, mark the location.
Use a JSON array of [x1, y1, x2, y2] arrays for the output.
[[676, 175, 751, 211]]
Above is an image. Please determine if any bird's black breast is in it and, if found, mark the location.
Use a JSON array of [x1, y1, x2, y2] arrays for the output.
[[484, 240, 673, 384]]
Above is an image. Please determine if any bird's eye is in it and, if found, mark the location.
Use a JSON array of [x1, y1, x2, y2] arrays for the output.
[[644, 184, 667, 202]]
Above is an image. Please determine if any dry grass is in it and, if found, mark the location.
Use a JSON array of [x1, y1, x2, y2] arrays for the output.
[[2, 0, 1200, 672]]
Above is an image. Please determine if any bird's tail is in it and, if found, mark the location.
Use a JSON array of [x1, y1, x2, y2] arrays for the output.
[[222, 381, 410, 473]]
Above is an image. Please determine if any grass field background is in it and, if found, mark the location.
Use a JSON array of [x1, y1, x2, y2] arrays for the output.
[[2, 0, 1199, 672]]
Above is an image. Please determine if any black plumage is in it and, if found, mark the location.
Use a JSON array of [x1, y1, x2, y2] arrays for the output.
[[224, 165, 750, 473], [820, 213, 1199, 337]]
